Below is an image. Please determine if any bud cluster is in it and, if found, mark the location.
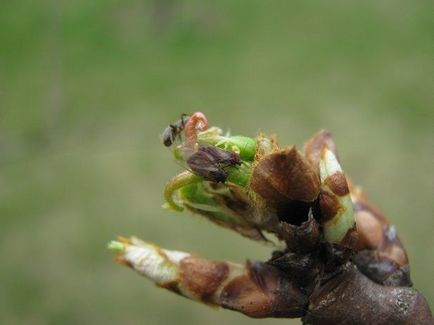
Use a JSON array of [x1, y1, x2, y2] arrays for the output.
[[110, 113, 432, 324]]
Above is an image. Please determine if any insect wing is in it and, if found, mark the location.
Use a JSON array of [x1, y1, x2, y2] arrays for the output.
[[199, 146, 241, 166], [187, 150, 227, 182], [187, 150, 215, 172]]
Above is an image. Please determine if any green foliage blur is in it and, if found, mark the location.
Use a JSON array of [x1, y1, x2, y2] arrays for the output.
[[1, 1, 432, 324]]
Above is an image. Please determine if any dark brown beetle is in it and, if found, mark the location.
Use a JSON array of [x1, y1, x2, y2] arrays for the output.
[[187, 146, 242, 183], [162, 114, 190, 147]]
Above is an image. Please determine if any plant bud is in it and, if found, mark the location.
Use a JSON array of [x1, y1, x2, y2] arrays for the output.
[[318, 148, 356, 246], [349, 181, 411, 286]]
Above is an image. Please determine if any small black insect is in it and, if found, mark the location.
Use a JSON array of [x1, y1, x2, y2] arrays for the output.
[[187, 146, 242, 183], [162, 114, 190, 147]]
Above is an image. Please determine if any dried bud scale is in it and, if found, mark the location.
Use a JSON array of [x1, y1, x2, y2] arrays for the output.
[[303, 129, 339, 171], [251, 146, 320, 204], [349, 182, 412, 286], [277, 212, 320, 252], [318, 148, 356, 247], [110, 113, 432, 324]]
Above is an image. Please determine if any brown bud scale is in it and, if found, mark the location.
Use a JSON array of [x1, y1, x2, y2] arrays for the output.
[[319, 191, 341, 222], [180, 256, 229, 301], [251, 146, 321, 203], [324, 171, 350, 196], [303, 130, 339, 171]]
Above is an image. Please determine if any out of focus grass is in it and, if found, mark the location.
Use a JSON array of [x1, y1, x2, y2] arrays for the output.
[[0, 1, 433, 324]]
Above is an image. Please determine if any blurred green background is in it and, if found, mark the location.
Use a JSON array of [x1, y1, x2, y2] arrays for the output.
[[1, 0, 433, 324]]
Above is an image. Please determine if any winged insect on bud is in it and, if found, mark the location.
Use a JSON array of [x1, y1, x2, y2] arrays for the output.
[[186, 146, 242, 183]]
